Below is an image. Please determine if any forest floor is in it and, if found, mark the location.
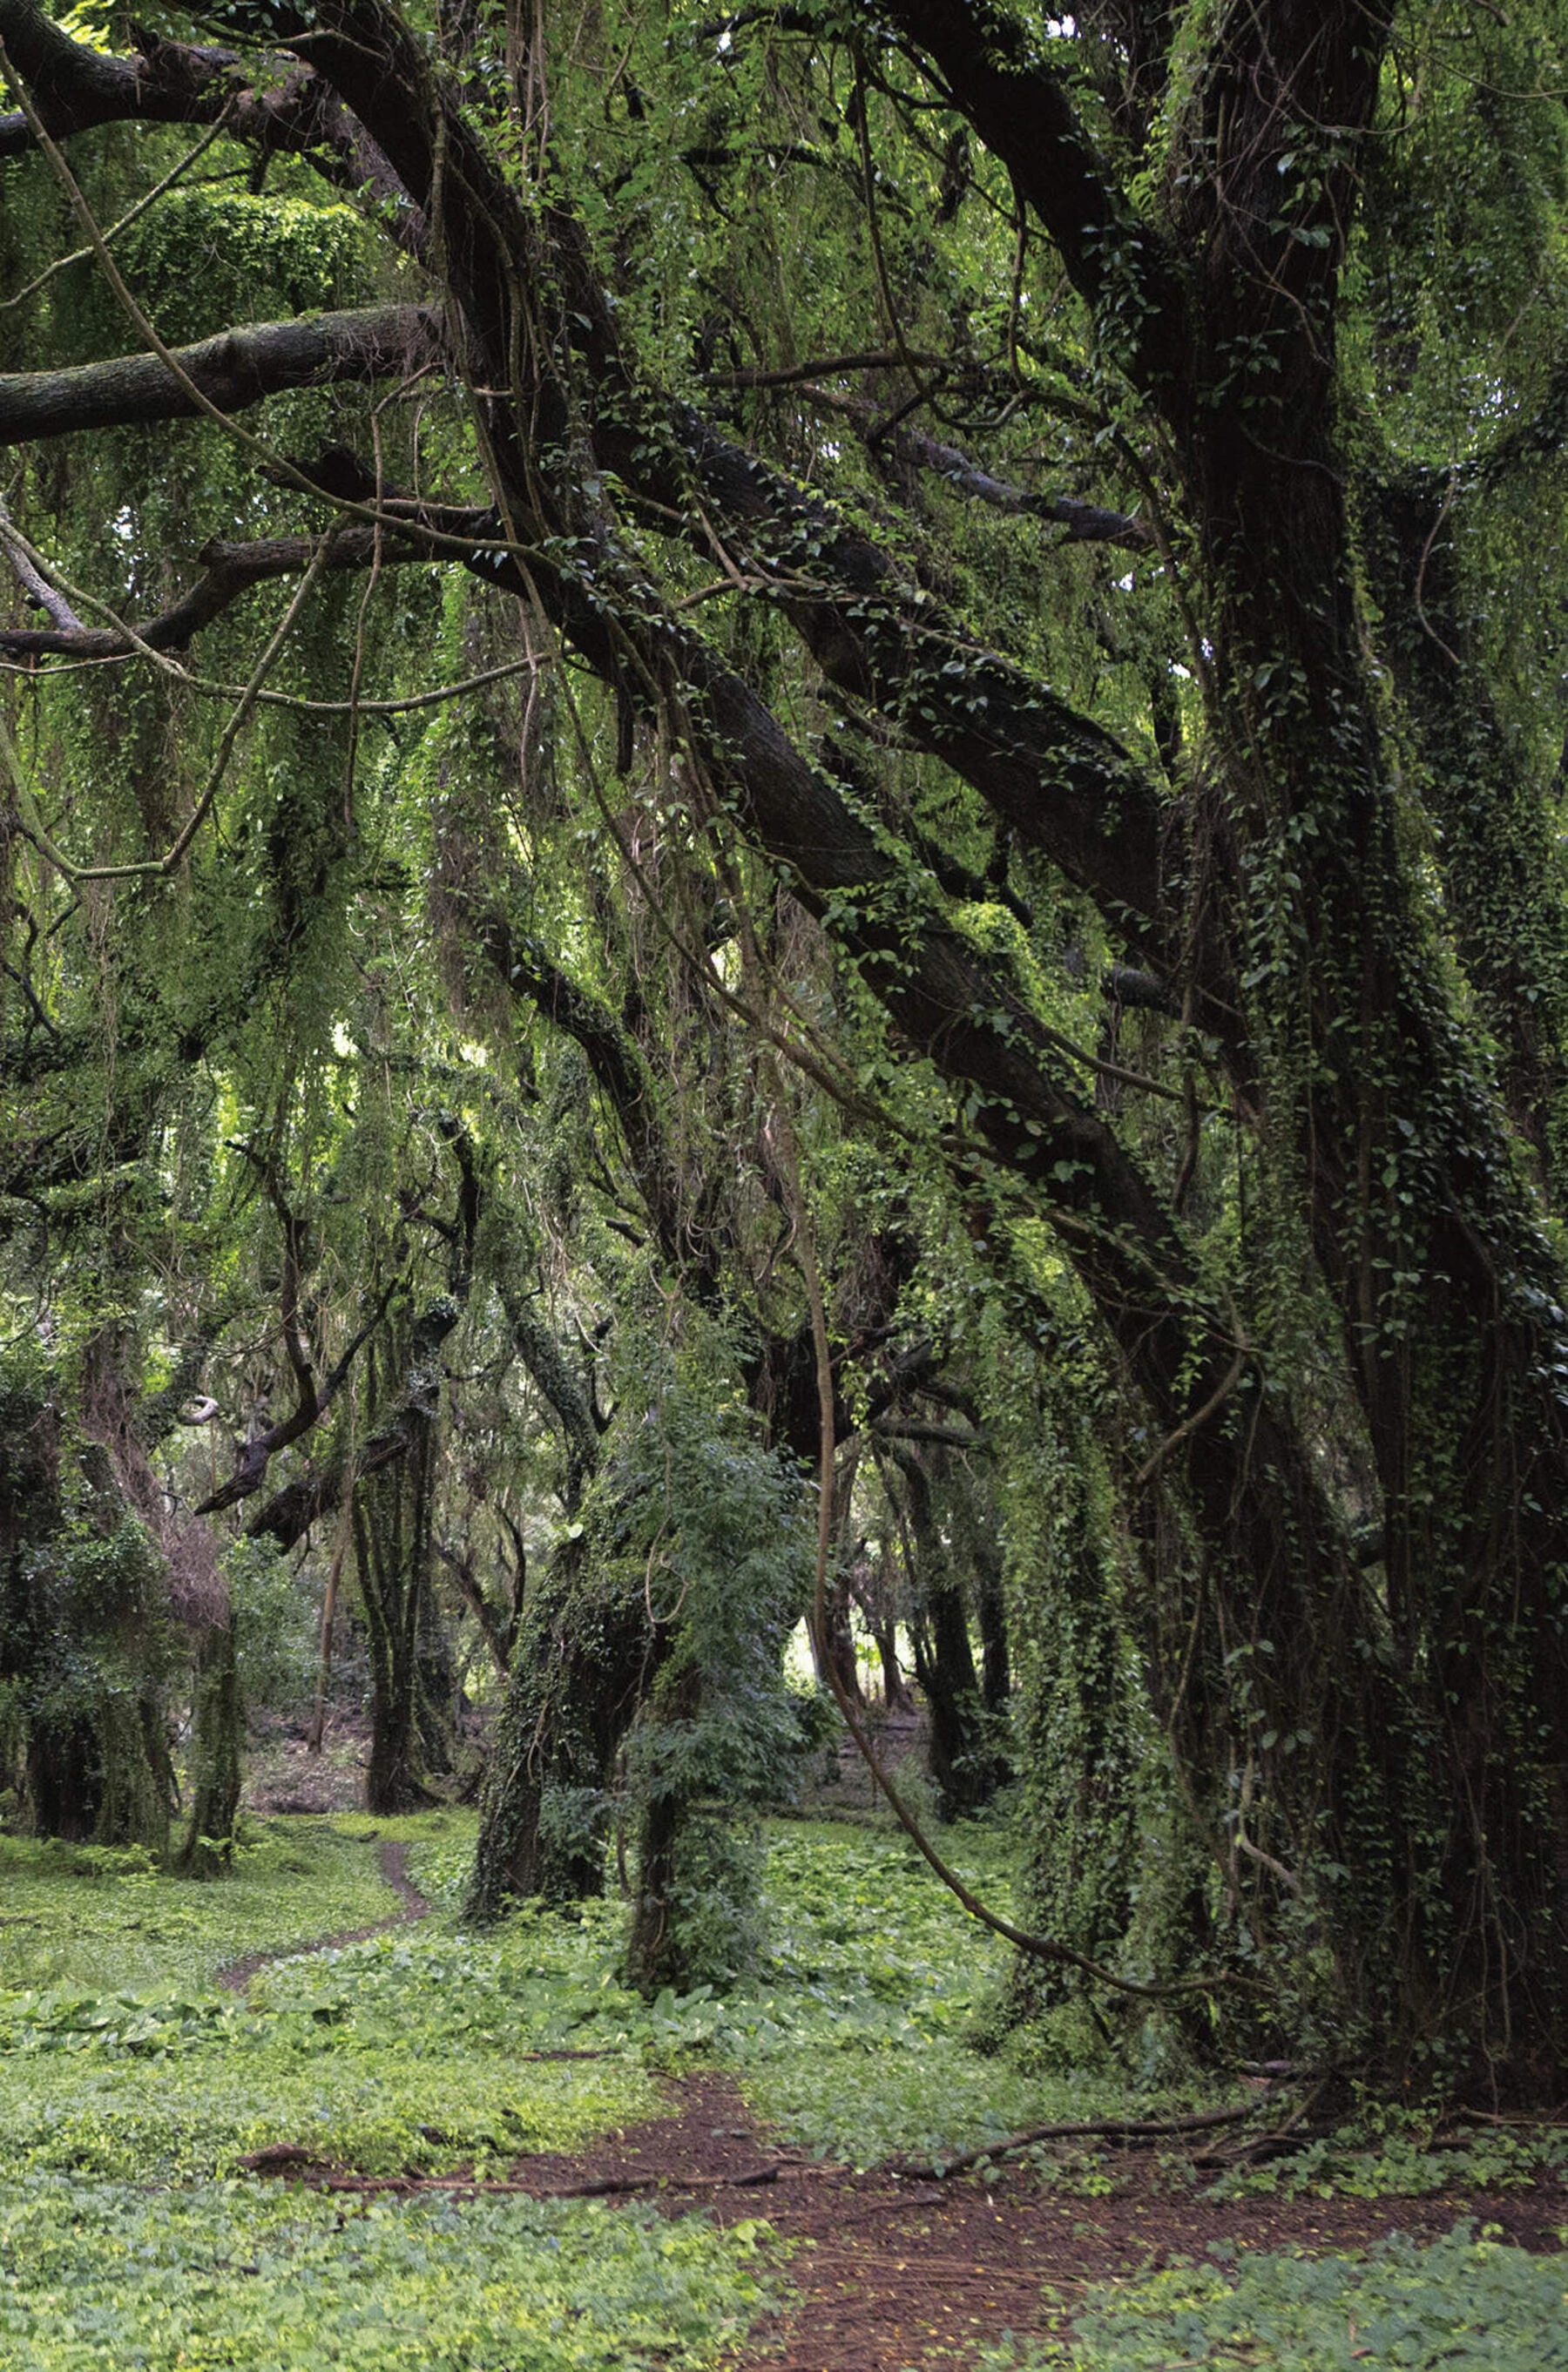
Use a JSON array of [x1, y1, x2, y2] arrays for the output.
[[1, 1808, 1565, 2369], [357, 2065, 1565, 2372]]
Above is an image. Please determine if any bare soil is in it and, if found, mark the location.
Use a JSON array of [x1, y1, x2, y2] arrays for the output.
[[478, 2074, 1568, 2372], [267, 2066, 1568, 2370]]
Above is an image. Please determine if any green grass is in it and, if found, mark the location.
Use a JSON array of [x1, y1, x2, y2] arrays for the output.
[[6, 1804, 1563, 2372], [0, 1814, 659, 2180], [695, 1821, 1206, 2167], [0, 2177, 778, 2370], [979, 2223, 1568, 2370], [0, 1808, 771, 2369], [0, 1821, 398, 1996], [0, 1808, 1181, 2186]]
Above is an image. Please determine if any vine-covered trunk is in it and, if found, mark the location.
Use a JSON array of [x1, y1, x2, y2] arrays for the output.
[[179, 1612, 241, 1875], [355, 1394, 440, 1815], [893, 1450, 1007, 1817], [1169, 112, 1568, 2070], [1004, 1446, 1143, 2032], [464, 1539, 652, 1920], [0, 1355, 173, 1850]]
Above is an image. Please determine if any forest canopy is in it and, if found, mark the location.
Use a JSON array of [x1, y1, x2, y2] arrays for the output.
[[3, 0, 1568, 2099]]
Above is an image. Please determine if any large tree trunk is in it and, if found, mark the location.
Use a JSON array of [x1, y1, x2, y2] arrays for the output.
[[888, 0, 1568, 2085], [464, 1537, 650, 1919]]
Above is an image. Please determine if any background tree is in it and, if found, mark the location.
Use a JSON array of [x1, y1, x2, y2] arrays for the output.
[[3, 0, 1568, 2088]]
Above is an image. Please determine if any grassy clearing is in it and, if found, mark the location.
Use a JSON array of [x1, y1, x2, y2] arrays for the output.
[[0, 1809, 770, 2369], [0, 1814, 659, 2180], [720, 1821, 1177, 2166], [3, 1806, 1565, 2369], [0, 1821, 397, 1995]]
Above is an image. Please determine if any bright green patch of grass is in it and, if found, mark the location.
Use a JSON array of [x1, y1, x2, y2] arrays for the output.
[[0, 2176, 779, 2370], [697, 1821, 1211, 2167], [0, 1821, 395, 1996], [0, 1813, 658, 2179], [977, 2223, 1568, 2369], [0, 2024, 654, 2180]]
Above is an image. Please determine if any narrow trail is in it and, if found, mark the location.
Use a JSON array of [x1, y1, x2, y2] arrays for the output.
[[242, 2055, 1568, 2372], [216, 1838, 429, 1996], [429, 2078, 1568, 2372], [214, 1844, 1567, 2370]]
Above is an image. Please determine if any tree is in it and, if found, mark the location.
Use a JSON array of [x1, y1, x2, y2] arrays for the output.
[[3, 0, 1568, 2086]]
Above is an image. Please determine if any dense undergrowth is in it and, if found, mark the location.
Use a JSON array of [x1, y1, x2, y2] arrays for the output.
[[0, 1810, 1564, 2368]]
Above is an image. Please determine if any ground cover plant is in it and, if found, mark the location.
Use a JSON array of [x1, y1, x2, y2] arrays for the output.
[[1, 1807, 1566, 2367], [0, 2180, 774, 2371], [0, 1809, 772, 2368], [0, 1818, 397, 1995], [0, 1813, 659, 2181], [980, 2223, 1568, 2372]]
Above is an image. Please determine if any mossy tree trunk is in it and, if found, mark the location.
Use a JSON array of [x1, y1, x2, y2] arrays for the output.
[[355, 1424, 437, 1815], [464, 1537, 651, 1917], [179, 1613, 241, 1875]]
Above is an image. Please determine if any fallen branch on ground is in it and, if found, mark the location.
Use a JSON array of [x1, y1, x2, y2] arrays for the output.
[[882, 2100, 1267, 2181]]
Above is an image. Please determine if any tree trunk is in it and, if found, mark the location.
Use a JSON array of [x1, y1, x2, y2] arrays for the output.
[[891, 1450, 1007, 1818], [179, 1613, 241, 1875], [464, 1536, 650, 1919]]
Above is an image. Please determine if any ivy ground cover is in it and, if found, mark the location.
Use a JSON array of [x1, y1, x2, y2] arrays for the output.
[[0, 1814, 762, 2369], [1, 1812, 1565, 2369]]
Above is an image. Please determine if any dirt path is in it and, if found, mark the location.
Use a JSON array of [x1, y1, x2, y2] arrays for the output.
[[213, 1861, 1565, 2369], [259, 2067, 1567, 2371], [216, 1838, 429, 1995], [483, 2076, 1567, 2372]]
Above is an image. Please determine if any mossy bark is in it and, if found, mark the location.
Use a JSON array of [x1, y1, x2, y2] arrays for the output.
[[464, 1539, 652, 1919], [179, 1615, 242, 1875]]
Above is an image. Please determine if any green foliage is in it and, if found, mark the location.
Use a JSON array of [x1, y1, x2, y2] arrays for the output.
[[586, 1356, 814, 1992], [723, 1824, 1206, 2168], [0, 1818, 392, 1995], [225, 1539, 318, 1719], [0, 2179, 776, 2370], [980, 2225, 1568, 2370], [121, 188, 373, 341], [0, 1815, 657, 2181], [1206, 2119, 1568, 2202]]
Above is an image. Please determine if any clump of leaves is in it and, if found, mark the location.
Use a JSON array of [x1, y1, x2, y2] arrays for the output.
[[1207, 2118, 1568, 2200], [720, 1823, 1212, 2167]]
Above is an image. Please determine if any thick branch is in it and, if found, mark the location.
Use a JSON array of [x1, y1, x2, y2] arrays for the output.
[[0, 491, 81, 628], [494, 1277, 600, 1515], [477, 912, 706, 1287], [0, 0, 420, 236], [0, 499, 497, 658], [0, 304, 439, 450], [879, 0, 1185, 387], [800, 384, 1153, 548]]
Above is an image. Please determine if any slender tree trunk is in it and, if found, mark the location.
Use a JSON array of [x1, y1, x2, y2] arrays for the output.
[[891, 1450, 1006, 1817]]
